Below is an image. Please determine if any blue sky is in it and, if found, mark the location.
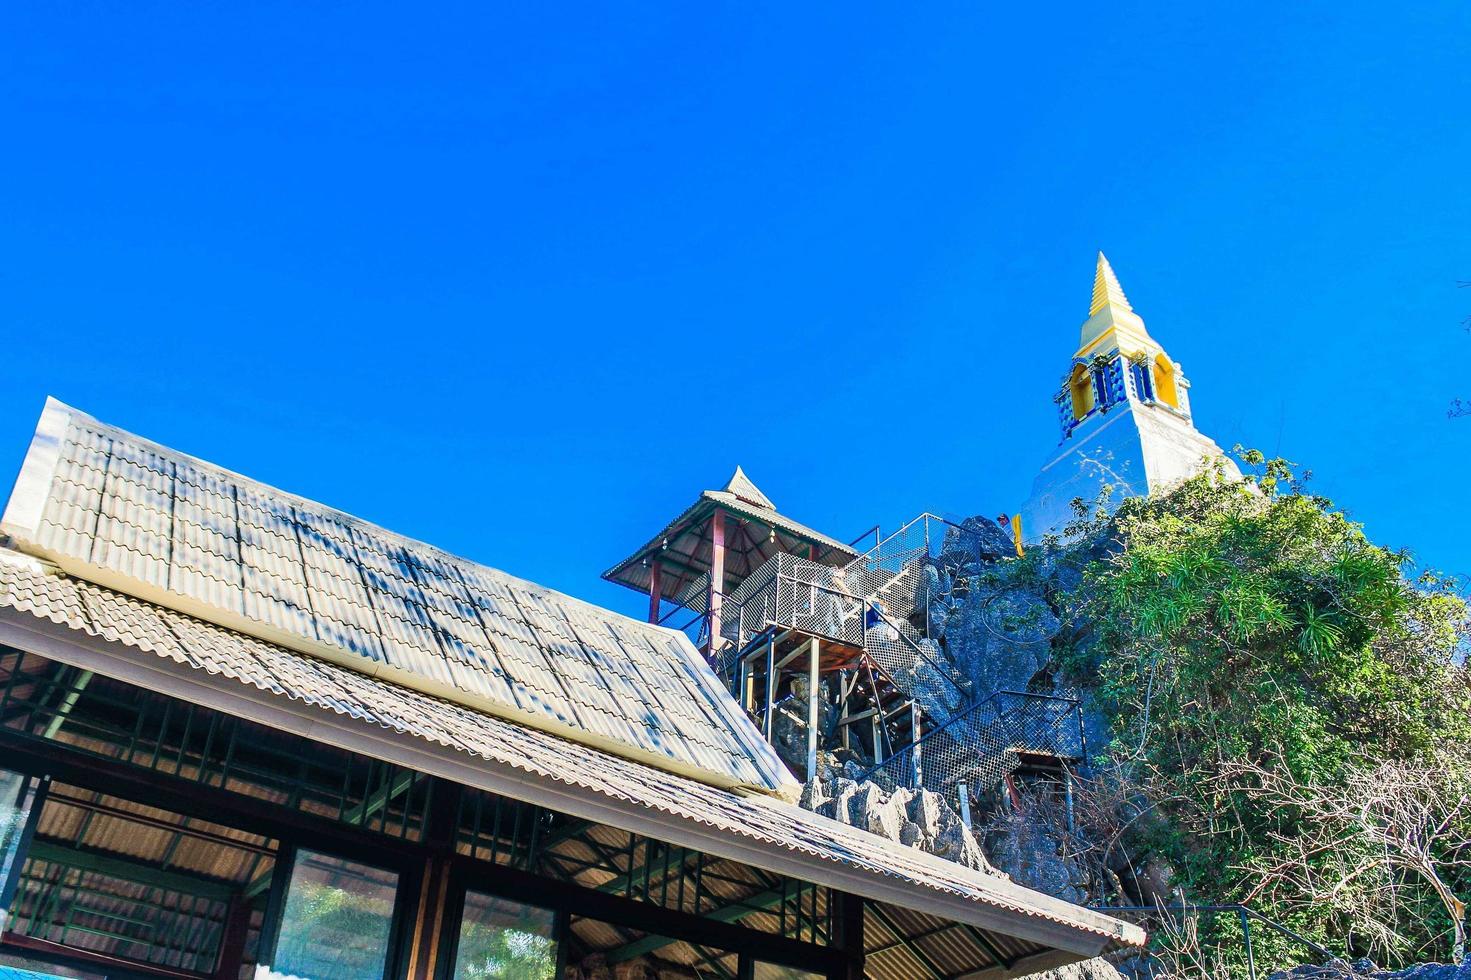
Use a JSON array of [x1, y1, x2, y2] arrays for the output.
[[2, 3, 1468, 618]]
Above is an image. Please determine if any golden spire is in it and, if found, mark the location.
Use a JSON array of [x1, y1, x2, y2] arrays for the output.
[[1089, 252, 1133, 317]]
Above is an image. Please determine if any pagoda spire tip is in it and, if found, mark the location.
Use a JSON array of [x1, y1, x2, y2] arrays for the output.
[[1090, 252, 1133, 317]]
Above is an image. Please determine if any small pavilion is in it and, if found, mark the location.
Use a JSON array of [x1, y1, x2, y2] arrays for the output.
[[602, 468, 858, 656]]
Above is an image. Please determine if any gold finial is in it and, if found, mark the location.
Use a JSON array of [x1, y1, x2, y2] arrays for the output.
[[1089, 252, 1133, 317]]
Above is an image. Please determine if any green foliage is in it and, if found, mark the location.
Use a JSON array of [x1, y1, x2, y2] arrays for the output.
[[1055, 454, 1471, 965], [452, 898, 557, 980]]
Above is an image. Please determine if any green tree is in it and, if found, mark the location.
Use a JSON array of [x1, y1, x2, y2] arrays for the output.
[[1057, 454, 1471, 966]]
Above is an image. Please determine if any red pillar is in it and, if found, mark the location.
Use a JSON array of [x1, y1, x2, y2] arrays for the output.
[[708, 510, 726, 659], [647, 560, 662, 624]]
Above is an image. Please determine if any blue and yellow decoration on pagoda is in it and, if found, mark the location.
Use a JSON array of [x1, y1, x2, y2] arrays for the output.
[[1017, 253, 1238, 544]]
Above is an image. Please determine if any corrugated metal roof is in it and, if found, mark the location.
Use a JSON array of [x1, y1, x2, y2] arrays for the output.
[[0, 549, 1144, 956], [0, 398, 793, 794], [601, 468, 859, 607]]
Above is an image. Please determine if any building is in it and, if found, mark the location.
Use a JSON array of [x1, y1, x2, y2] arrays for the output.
[[1017, 254, 1240, 543], [0, 399, 1142, 980]]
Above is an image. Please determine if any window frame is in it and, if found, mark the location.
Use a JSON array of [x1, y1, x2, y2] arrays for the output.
[[257, 841, 419, 980], [432, 869, 567, 980]]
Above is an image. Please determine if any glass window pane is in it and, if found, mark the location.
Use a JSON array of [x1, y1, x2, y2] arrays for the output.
[[260, 849, 399, 980], [452, 890, 557, 980], [752, 963, 823, 980], [0, 953, 106, 977], [0, 949, 107, 978], [0, 769, 40, 932]]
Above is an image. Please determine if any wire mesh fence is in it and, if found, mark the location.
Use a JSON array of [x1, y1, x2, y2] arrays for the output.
[[861, 691, 1085, 797]]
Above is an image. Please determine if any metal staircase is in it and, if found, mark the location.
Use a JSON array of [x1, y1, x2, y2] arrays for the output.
[[708, 513, 1086, 799]]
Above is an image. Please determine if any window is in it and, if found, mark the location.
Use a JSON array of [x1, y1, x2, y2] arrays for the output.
[[1068, 363, 1095, 420], [451, 890, 557, 979], [1153, 354, 1180, 409], [262, 850, 400, 980], [0, 770, 41, 934], [0, 772, 275, 977]]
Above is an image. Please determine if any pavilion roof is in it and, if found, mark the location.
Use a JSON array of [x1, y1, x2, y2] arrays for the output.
[[602, 467, 858, 608], [0, 398, 795, 795]]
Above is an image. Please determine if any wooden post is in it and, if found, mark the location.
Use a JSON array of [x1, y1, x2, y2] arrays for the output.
[[829, 891, 866, 980], [647, 560, 662, 624], [213, 896, 252, 980], [839, 679, 851, 752], [806, 637, 820, 782], [708, 511, 726, 660], [404, 855, 455, 980]]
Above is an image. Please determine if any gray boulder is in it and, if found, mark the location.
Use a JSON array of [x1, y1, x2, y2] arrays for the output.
[[1023, 960, 1128, 980], [945, 584, 1058, 696], [803, 775, 996, 874]]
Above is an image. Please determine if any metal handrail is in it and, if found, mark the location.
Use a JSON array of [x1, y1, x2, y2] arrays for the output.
[[846, 524, 882, 549], [854, 689, 1082, 786], [846, 512, 968, 571], [1091, 904, 1336, 980], [864, 605, 967, 702]]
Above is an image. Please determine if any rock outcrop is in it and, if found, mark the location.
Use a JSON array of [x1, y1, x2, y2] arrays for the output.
[[796, 763, 1127, 980], [1030, 961, 1129, 980], [799, 761, 995, 874]]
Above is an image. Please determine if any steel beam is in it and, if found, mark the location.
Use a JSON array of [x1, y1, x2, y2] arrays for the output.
[[26, 838, 236, 902], [606, 886, 787, 963]]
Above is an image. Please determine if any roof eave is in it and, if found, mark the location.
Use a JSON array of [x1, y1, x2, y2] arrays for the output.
[[600, 495, 720, 589]]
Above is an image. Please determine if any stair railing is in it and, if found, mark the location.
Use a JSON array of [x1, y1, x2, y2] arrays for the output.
[[1091, 904, 1337, 980]]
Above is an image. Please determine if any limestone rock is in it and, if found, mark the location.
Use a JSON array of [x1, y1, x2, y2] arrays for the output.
[[941, 516, 1017, 565], [945, 585, 1058, 697], [1023, 959, 1127, 980], [805, 775, 998, 875], [986, 807, 1087, 905]]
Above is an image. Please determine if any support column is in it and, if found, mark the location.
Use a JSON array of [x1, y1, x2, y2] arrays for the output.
[[763, 636, 776, 741], [213, 897, 253, 980], [647, 560, 662, 625], [910, 702, 923, 790], [806, 637, 820, 782], [405, 854, 453, 980], [839, 680, 851, 752], [707, 511, 726, 661], [829, 892, 866, 980]]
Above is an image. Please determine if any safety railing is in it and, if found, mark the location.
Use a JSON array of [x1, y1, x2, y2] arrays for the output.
[[859, 690, 1085, 796], [1093, 904, 1336, 980], [705, 554, 968, 709]]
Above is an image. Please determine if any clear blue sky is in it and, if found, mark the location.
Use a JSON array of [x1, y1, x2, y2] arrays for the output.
[[3, 3, 1468, 618]]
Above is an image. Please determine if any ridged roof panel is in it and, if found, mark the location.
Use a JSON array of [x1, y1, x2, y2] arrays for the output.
[[1, 398, 795, 794]]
